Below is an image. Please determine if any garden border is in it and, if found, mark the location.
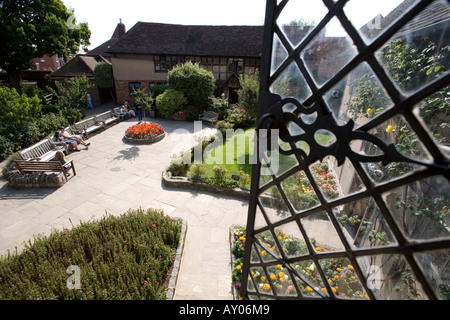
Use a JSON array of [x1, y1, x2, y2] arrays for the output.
[[165, 217, 188, 300], [161, 170, 250, 200]]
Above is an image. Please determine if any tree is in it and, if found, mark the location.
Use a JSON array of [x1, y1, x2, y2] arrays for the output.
[[48, 76, 93, 123], [0, 0, 91, 92], [131, 88, 154, 115], [94, 62, 116, 102], [168, 61, 215, 111]]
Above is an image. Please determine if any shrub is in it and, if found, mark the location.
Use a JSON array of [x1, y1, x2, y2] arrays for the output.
[[167, 154, 190, 177], [210, 95, 230, 120], [187, 164, 207, 183], [215, 120, 235, 137], [156, 89, 188, 119], [226, 106, 254, 129], [185, 105, 200, 121], [238, 70, 259, 115], [0, 208, 181, 300], [168, 61, 215, 110], [49, 76, 93, 115], [131, 88, 154, 113]]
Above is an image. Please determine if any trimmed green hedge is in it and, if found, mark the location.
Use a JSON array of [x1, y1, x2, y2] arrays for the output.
[[0, 208, 181, 300]]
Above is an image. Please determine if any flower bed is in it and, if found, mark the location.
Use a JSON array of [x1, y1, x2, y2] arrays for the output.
[[231, 226, 369, 300], [124, 122, 165, 144], [0, 208, 182, 300]]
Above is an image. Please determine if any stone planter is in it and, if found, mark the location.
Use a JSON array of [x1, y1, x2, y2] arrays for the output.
[[123, 132, 166, 144]]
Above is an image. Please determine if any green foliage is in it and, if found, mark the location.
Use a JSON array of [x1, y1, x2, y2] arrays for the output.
[[187, 164, 207, 183], [238, 70, 259, 115], [168, 61, 215, 110], [156, 89, 187, 119], [215, 120, 235, 136], [150, 84, 169, 98], [49, 76, 93, 123], [210, 95, 230, 120], [131, 88, 154, 112], [225, 106, 255, 129], [185, 105, 200, 121], [0, 208, 181, 300], [94, 62, 114, 89], [0, 0, 91, 91], [205, 165, 239, 188]]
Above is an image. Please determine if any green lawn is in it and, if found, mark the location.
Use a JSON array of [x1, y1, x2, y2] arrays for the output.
[[203, 127, 255, 177], [201, 127, 335, 178]]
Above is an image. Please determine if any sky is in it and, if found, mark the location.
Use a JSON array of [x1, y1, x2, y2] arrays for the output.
[[62, 0, 403, 51]]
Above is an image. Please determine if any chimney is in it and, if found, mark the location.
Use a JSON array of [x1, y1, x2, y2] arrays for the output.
[[112, 19, 126, 39]]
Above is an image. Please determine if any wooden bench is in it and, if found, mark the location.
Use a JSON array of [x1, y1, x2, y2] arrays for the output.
[[95, 110, 120, 126], [74, 117, 105, 139], [199, 111, 218, 125], [18, 138, 67, 162], [15, 159, 76, 181]]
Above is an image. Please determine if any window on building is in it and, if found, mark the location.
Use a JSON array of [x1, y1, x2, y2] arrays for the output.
[[154, 55, 178, 72], [228, 58, 244, 73], [128, 82, 141, 94]]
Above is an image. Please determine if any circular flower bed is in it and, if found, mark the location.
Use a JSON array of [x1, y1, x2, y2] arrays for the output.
[[124, 122, 165, 144]]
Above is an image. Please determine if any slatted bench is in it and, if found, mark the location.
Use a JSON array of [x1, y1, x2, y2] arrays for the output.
[[15, 159, 76, 181], [111, 107, 125, 121], [95, 110, 120, 126], [18, 138, 67, 162], [74, 117, 105, 139], [199, 111, 218, 125]]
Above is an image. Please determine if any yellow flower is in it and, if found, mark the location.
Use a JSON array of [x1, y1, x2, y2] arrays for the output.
[[278, 236, 282, 240], [276, 264, 282, 270], [336, 268, 342, 272], [306, 286, 313, 292], [366, 108, 373, 115], [278, 272, 284, 279], [348, 265, 354, 270], [260, 276, 266, 282], [261, 250, 266, 256], [236, 265, 242, 270], [386, 125, 393, 133], [239, 236, 245, 241], [263, 283, 270, 291], [351, 276, 355, 280], [284, 234, 288, 239], [334, 275, 339, 279], [316, 247, 321, 251], [270, 274, 277, 280], [328, 279, 332, 284], [365, 294, 370, 300], [332, 287, 337, 293]]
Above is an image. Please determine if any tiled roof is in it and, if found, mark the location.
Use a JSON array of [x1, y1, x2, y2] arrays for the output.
[[360, 0, 450, 40], [50, 55, 110, 78], [106, 22, 264, 57]]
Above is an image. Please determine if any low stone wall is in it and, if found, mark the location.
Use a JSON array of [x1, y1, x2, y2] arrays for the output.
[[161, 170, 250, 200], [7, 172, 66, 188], [165, 218, 187, 300], [123, 132, 166, 145]]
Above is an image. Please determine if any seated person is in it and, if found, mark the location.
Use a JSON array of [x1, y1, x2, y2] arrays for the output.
[[54, 150, 74, 175], [54, 131, 80, 151], [60, 127, 90, 148], [121, 100, 136, 117]]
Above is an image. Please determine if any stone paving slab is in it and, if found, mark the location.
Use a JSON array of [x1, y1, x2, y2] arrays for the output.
[[0, 111, 249, 300]]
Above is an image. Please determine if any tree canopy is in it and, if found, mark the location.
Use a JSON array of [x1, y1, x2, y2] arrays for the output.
[[0, 0, 91, 91]]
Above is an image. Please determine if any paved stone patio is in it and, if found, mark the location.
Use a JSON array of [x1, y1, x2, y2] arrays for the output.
[[0, 108, 249, 300]]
